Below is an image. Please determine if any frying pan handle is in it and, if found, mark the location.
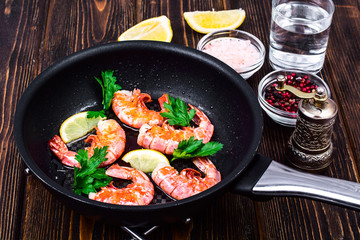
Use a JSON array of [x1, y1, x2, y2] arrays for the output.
[[231, 153, 273, 200], [231, 153, 360, 210]]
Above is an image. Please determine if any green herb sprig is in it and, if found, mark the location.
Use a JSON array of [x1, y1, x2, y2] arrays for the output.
[[87, 70, 122, 119], [160, 94, 196, 127], [172, 136, 223, 161], [73, 146, 112, 195]]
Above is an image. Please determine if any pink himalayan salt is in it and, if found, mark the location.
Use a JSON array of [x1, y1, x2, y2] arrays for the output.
[[202, 38, 261, 72]]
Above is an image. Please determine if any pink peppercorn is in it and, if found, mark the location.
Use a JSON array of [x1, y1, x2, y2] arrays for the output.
[[264, 72, 319, 113]]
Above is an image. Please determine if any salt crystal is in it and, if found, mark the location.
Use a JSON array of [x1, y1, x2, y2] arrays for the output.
[[202, 38, 261, 72]]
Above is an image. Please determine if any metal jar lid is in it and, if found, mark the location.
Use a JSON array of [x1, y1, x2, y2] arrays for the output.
[[299, 87, 338, 123]]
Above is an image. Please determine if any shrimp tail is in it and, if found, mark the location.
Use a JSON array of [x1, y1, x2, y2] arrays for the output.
[[193, 157, 221, 186], [136, 91, 152, 108], [181, 168, 202, 179], [189, 105, 214, 143], [158, 93, 169, 111], [112, 89, 165, 129], [49, 135, 80, 168], [152, 157, 221, 200]]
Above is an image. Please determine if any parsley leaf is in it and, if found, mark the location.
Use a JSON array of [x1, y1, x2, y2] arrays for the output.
[[87, 110, 107, 119], [160, 94, 196, 127], [88, 70, 121, 119], [172, 136, 223, 161], [73, 146, 112, 195], [96, 70, 122, 111]]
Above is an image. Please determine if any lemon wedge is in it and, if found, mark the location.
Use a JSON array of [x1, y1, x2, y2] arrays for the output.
[[122, 149, 170, 173], [118, 16, 173, 42], [59, 112, 106, 143], [184, 9, 246, 34]]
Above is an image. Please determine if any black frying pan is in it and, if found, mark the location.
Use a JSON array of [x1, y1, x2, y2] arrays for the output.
[[14, 41, 360, 227]]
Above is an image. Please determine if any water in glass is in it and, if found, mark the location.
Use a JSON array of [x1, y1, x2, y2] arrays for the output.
[[269, 1, 333, 73]]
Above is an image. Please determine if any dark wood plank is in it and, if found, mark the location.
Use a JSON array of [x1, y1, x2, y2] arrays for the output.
[[324, 1, 360, 168], [5, 0, 360, 239], [189, 193, 260, 239], [0, 0, 50, 239], [22, 176, 73, 239], [38, 0, 137, 70]]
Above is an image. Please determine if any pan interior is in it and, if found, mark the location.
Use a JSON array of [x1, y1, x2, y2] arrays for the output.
[[15, 41, 261, 206]]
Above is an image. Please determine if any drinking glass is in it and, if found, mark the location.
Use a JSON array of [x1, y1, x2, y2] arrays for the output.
[[269, 0, 335, 73]]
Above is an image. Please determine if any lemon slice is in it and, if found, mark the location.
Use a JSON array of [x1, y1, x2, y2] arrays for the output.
[[118, 16, 173, 42], [184, 9, 246, 34], [122, 149, 170, 173], [59, 112, 106, 143]]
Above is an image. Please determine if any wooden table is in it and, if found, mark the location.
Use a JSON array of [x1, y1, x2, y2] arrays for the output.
[[2, 0, 360, 239]]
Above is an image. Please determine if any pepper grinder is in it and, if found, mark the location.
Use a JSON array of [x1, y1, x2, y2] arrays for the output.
[[276, 75, 338, 171]]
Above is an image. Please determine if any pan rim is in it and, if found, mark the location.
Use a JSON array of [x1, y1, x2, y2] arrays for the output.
[[14, 41, 263, 212]]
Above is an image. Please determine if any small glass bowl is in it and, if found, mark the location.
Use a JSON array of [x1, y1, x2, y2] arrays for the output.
[[258, 70, 331, 127], [197, 30, 265, 80]]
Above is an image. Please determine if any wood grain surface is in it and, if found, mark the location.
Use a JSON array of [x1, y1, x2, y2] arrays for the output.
[[1, 0, 360, 239]]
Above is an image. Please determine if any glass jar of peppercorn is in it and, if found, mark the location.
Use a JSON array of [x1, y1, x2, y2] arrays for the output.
[[258, 70, 331, 127]]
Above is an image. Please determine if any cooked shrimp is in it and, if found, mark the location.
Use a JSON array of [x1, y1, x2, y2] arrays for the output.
[[89, 164, 154, 205], [49, 135, 80, 168], [49, 119, 126, 168], [84, 119, 126, 167], [152, 157, 221, 200], [112, 89, 166, 129], [137, 105, 214, 155]]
